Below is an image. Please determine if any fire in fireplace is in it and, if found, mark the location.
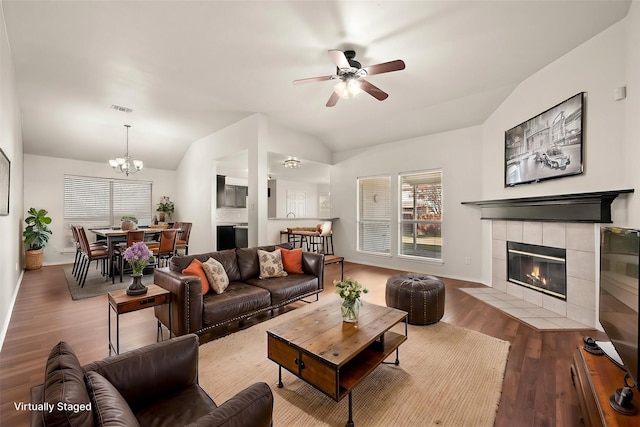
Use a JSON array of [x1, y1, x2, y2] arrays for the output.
[[507, 241, 567, 300]]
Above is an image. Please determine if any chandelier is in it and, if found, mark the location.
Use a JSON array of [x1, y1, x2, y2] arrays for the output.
[[109, 124, 143, 176], [283, 157, 301, 169]]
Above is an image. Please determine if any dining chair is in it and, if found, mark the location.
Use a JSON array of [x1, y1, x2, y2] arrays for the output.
[[174, 222, 192, 255], [75, 226, 110, 288], [146, 229, 178, 268], [71, 225, 107, 280], [114, 230, 145, 283]]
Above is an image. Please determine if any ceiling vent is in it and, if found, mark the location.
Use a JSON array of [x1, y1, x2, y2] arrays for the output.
[[110, 104, 133, 113]]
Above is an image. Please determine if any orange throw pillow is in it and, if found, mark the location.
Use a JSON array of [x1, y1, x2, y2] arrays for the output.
[[182, 258, 211, 295], [280, 248, 304, 274]]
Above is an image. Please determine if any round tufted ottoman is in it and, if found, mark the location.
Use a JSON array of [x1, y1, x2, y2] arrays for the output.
[[385, 274, 445, 325]]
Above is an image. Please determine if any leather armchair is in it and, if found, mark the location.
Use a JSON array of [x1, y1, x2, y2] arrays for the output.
[[30, 334, 273, 427]]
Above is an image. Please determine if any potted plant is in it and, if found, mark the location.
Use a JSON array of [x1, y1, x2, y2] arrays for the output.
[[156, 196, 174, 222], [23, 208, 53, 270], [120, 215, 138, 230]]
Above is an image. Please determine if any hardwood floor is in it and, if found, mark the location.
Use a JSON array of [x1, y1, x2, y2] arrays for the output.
[[0, 261, 606, 426]]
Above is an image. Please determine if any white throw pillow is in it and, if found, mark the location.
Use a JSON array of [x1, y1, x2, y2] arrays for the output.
[[202, 257, 230, 294], [257, 249, 288, 279]]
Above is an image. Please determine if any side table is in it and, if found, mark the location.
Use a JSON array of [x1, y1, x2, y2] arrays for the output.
[[108, 284, 171, 355]]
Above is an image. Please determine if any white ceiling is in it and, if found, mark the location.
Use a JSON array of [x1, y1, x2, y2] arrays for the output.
[[3, 0, 631, 170]]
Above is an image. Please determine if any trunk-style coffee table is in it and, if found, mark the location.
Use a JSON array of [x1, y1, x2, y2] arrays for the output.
[[267, 301, 408, 427]]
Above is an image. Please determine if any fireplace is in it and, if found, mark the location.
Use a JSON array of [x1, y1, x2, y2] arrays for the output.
[[507, 242, 567, 300]]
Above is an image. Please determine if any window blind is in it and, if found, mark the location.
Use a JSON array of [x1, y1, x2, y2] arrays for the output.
[[63, 176, 111, 223], [358, 176, 391, 254], [113, 180, 152, 225], [399, 170, 442, 259], [64, 175, 152, 229]]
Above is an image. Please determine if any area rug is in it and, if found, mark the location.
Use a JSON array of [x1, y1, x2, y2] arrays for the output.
[[63, 266, 154, 300], [198, 297, 511, 427]]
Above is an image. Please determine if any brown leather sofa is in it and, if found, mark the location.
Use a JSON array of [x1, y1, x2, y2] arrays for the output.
[[30, 334, 273, 426], [154, 243, 324, 337]]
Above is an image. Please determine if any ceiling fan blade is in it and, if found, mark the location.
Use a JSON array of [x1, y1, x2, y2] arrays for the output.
[[293, 75, 337, 85], [328, 49, 350, 69], [326, 92, 339, 107], [363, 59, 406, 76], [360, 79, 389, 101]]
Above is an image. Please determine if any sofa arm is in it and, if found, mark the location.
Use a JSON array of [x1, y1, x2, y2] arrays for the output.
[[302, 251, 324, 291], [185, 382, 273, 427], [153, 267, 204, 336], [82, 334, 200, 411]]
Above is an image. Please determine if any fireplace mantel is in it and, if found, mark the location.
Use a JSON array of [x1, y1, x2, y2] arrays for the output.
[[462, 189, 634, 222]]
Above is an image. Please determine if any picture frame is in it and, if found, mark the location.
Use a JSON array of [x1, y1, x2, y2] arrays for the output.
[[0, 148, 9, 215], [504, 92, 584, 187]]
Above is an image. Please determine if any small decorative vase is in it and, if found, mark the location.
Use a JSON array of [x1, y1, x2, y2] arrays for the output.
[[158, 212, 165, 222], [121, 220, 136, 231], [341, 300, 360, 323], [126, 274, 147, 296]]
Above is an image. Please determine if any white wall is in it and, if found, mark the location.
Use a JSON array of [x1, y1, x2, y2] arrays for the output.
[[623, 1, 640, 227], [175, 115, 258, 252], [330, 126, 484, 282], [480, 8, 640, 283], [176, 114, 333, 252], [0, 3, 24, 349], [23, 154, 177, 265], [267, 121, 332, 165], [482, 16, 629, 200]]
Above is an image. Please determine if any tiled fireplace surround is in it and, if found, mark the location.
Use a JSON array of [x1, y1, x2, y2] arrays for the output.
[[490, 220, 597, 328]]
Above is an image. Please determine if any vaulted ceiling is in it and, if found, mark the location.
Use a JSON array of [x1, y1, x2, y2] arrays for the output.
[[2, 1, 631, 170]]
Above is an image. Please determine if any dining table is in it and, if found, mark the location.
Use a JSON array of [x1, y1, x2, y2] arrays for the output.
[[90, 228, 164, 283]]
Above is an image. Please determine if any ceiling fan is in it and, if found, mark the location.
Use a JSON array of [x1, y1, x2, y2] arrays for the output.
[[293, 49, 405, 107]]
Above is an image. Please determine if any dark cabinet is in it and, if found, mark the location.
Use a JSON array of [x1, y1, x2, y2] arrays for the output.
[[235, 227, 248, 248], [216, 175, 226, 208], [216, 225, 248, 250], [216, 175, 248, 208], [216, 226, 236, 250], [224, 186, 236, 207], [235, 186, 248, 208]]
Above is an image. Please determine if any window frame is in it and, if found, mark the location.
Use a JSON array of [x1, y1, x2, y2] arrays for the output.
[[397, 169, 443, 262], [356, 174, 392, 256]]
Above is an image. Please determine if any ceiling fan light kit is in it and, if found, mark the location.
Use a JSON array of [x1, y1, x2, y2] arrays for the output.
[[334, 78, 362, 99], [294, 49, 405, 107], [109, 124, 143, 176]]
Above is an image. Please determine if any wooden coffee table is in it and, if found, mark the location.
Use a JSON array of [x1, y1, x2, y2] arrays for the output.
[[267, 301, 408, 426]]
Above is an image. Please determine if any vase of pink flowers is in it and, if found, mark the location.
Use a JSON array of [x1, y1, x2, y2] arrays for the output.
[[124, 241, 155, 296]]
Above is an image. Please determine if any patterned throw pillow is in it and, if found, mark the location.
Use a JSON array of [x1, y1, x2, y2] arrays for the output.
[[257, 249, 288, 279], [202, 257, 230, 294]]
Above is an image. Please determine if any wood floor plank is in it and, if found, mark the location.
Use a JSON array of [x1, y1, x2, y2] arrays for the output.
[[0, 261, 606, 426]]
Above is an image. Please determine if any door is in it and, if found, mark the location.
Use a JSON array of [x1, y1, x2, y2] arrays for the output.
[[286, 190, 306, 218]]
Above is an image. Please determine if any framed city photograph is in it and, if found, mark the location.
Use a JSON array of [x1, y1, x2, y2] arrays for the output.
[[504, 92, 584, 187], [0, 148, 9, 215]]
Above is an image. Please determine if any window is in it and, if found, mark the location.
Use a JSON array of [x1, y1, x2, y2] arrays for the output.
[[64, 175, 152, 231], [357, 175, 391, 254], [399, 170, 442, 260]]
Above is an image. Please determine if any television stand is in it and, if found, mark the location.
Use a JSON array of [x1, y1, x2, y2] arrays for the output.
[[571, 342, 640, 426]]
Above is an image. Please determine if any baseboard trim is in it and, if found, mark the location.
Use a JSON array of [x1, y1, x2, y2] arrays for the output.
[[0, 270, 24, 352]]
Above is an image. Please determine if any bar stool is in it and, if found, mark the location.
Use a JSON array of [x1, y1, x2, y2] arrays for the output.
[[310, 221, 333, 255]]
